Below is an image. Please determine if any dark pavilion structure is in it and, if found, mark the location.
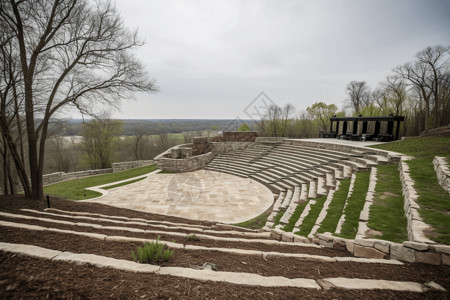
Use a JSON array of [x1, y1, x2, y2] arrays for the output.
[[323, 115, 405, 142]]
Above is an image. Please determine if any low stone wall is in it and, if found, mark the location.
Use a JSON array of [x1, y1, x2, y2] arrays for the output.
[[433, 156, 450, 196], [43, 160, 154, 186], [155, 142, 253, 173], [156, 151, 215, 172], [212, 131, 258, 142], [210, 141, 253, 154], [269, 229, 449, 266], [398, 157, 435, 243], [316, 234, 449, 266], [111, 160, 154, 173], [43, 169, 112, 186]]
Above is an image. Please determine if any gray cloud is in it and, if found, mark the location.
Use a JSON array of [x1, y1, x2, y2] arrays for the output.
[[111, 0, 450, 119]]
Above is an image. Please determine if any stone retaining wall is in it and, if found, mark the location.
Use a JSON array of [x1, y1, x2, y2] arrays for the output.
[[155, 142, 252, 173], [211, 131, 258, 142], [111, 160, 154, 173], [398, 157, 435, 244], [43, 169, 113, 186], [433, 156, 450, 196], [269, 229, 449, 266], [315, 233, 449, 266], [43, 160, 154, 186]]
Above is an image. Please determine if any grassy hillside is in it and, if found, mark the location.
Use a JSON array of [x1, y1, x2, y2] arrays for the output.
[[371, 137, 450, 244]]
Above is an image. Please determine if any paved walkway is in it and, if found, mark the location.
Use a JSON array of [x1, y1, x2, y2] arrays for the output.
[[85, 170, 274, 224]]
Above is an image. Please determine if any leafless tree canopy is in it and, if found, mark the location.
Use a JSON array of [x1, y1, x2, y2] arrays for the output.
[[0, 0, 157, 199], [345, 81, 371, 115]]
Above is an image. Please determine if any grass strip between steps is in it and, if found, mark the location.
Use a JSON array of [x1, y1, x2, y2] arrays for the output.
[[234, 212, 270, 230], [44, 164, 157, 200], [272, 209, 286, 228], [282, 201, 308, 232], [317, 179, 351, 235], [102, 177, 146, 190], [295, 195, 327, 237], [335, 171, 370, 239], [367, 164, 408, 243]]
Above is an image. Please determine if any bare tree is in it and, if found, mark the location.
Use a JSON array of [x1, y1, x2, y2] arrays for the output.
[[394, 45, 449, 131], [80, 119, 123, 169], [382, 75, 408, 116], [280, 104, 295, 137], [0, 0, 157, 199], [131, 123, 148, 161], [345, 81, 371, 115]]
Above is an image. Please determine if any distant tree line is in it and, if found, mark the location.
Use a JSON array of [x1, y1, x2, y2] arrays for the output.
[[258, 45, 450, 137]]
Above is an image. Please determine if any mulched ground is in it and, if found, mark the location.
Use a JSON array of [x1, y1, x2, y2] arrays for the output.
[[1, 195, 449, 299]]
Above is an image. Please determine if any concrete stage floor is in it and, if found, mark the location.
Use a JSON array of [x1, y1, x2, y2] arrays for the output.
[[86, 170, 274, 224]]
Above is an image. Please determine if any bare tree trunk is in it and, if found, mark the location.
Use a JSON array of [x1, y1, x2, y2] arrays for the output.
[[1, 139, 9, 195]]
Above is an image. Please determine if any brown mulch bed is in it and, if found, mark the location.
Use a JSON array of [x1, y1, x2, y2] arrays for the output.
[[0, 216, 348, 256], [0, 195, 219, 228], [1, 252, 447, 300], [15, 210, 272, 240], [1, 226, 449, 284], [1, 195, 449, 299]]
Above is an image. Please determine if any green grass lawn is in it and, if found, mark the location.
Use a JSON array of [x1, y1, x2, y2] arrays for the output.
[[282, 201, 308, 232], [44, 164, 157, 200], [407, 158, 450, 244], [372, 137, 450, 244], [367, 164, 408, 243], [317, 178, 351, 234], [102, 177, 146, 190], [335, 172, 370, 239], [295, 195, 327, 237]]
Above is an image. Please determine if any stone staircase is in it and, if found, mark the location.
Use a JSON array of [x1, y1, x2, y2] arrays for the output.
[[0, 201, 447, 297]]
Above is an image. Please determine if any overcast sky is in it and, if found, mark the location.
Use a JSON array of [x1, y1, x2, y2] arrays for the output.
[[110, 0, 450, 119]]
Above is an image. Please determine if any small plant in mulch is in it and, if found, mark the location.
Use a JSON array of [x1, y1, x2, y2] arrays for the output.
[[131, 236, 174, 263], [185, 234, 200, 241]]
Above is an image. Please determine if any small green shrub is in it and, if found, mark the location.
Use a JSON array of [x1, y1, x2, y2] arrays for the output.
[[185, 234, 200, 241], [131, 236, 174, 263]]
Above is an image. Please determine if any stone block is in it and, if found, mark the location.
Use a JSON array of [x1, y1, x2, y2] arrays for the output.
[[403, 241, 429, 251], [270, 231, 282, 241], [281, 234, 294, 242], [319, 239, 333, 248], [442, 254, 450, 266], [374, 241, 391, 254], [354, 238, 375, 248], [429, 244, 450, 255], [345, 240, 354, 254], [390, 244, 415, 262], [317, 233, 333, 242], [293, 235, 309, 243], [415, 251, 441, 266], [354, 245, 387, 259]]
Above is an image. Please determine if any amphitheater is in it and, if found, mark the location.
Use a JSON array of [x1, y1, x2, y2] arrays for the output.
[[0, 131, 449, 298]]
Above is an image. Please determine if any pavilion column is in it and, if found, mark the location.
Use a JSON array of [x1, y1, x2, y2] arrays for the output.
[[374, 121, 380, 136], [395, 120, 401, 140], [362, 121, 368, 134]]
